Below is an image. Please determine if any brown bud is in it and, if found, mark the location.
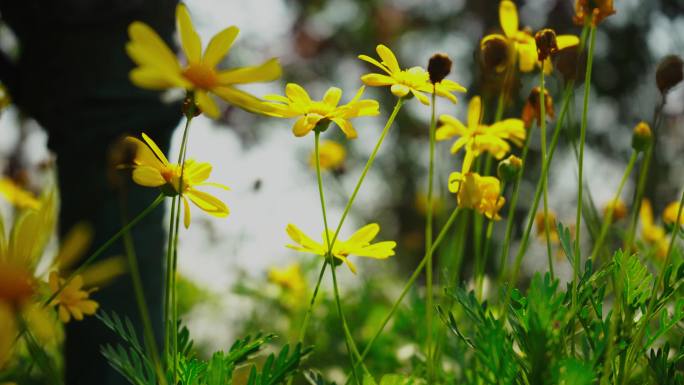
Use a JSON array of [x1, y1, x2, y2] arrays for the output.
[[428, 53, 452, 84], [535, 29, 558, 62], [522, 87, 554, 128], [655, 55, 684, 95], [480, 36, 509, 73], [573, 0, 616, 26]]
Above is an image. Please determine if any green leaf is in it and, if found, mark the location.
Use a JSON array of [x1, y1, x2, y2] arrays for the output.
[[613, 250, 653, 309], [246, 343, 312, 385]]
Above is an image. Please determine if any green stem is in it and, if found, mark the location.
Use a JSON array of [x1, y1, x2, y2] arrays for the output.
[[163, 195, 178, 364], [573, 23, 597, 311], [425, 91, 437, 380], [539, 69, 555, 280], [344, 207, 461, 385], [589, 151, 638, 262], [297, 261, 327, 342]]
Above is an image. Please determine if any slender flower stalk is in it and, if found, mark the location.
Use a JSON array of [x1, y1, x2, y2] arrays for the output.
[[425, 91, 437, 381], [538, 70, 555, 280], [589, 151, 638, 262], [572, 21, 597, 317]]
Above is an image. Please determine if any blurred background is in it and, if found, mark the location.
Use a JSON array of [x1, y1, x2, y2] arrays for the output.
[[1, 0, 683, 380]]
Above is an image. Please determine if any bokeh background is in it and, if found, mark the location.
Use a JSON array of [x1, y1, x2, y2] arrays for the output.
[[1, 0, 683, 376]]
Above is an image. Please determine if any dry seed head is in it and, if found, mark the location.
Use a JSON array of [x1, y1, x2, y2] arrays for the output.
[[428, 53, 452, 84], [656, 55, 684, 95], [534, 29, 558, 62]]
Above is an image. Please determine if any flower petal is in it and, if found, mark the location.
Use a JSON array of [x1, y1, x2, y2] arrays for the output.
[[196, 90, 220, 118], [176, 3, 202, 63], [217, 58, 282, 85], [183, 196, 192, 228], [499, 0, 519, 38], [346, 223, 379, 246], [358, 54, 390, 74], [331, 118, 358, 139], [141, 133, 170, 165], [132, 166, 166, 187], [322, 87, 342, 107], [285, 83, 312, 104], [467, 96, 482, 127], [202, 26, 239, 67], [361, 73, 396, 87], [212, 86, 270, 114], [376, 44, 401, 73], [187, 189, 229, 217], [556, 35, 580, 50]]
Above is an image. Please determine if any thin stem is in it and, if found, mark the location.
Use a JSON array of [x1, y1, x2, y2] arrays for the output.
[[425, 91, 437, 380], [539, 69, 555, 280], [573, 23, 597, 311], [344, 207, 461, 385], [589, 151, 638, 262], [297, 262, 327, 341], [163, 195, 178, 364]]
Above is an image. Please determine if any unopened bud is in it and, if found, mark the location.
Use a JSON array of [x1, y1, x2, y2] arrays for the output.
[[428, 53, 452, 84], [535, 29, 558, 61], [182, 96, 202, 118], [656, 55, 683, 95], [522, 87, 554, 128], [480, 36, 509, 73], [631, 121, 652, 152], [497, 155, 523, 182]]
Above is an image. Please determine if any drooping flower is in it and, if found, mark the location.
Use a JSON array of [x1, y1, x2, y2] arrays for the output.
[[124, 133, 229, 228], [48, 272, 99, 323], [573, 0, 616, 26], [0, 178, 40, 210], [126, 3, 281, 118], [448, 172, 505, 220], [481, 1, 579, 74], [310, 140, 346, 172], [359, 44, 466, 105], [663, 201, 684, 228], [436, 96, 525, 173], [263, 84, 379, 139], [285, 223, 396, 274]]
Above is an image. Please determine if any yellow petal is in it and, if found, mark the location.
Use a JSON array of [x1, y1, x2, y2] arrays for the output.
[[127, 22, 181, 73], [132, 166, 166, 187], [517, 42, 537, 72], [185, 161, 213, 184], [361, 73, 396, 87], [196, 90, 220, 118], [141, 133, 170, 165], [212, 86, 269, 114], [556, 35, 580, 50], [346, 223, 380, 246], [322, 87, 342, 107], [176, 3, 202, 63], [286, 224, 325, 255], [217, 58, 281, 85], [467, 96, 482, 127], [376, 44, 401, 73], [187, 189, 229, 217], [203, 26, 239, 67], [292, 116, 314, 137], [499, 0, 519, 38], [358, 54, 390, 74], [129, 67, 179, 89], [183, 196, 192, 228], [331, 118, 357, 139], [285, 83, 311, 104]]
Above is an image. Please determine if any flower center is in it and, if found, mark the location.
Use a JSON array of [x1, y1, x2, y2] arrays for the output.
[[183, 63, 219, 90]]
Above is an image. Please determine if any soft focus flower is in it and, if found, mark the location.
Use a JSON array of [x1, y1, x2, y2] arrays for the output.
[[0, 262, 35, 306], [125, 133, 229, 228], [573, 0, 616, 26], [0, 84, 11, 111], [656, 55, 684, 95], [448, 172, 505, 220], [0, 178, 40, 210], [663, 201, 684, 228], [522, 87, 554, 128], [640, 199, 669, 258], [359, 44, 466, 105], [285, 223, 396, 274], [482, 2, 579, 74], [0, 303, 16, 369], [268, 263, 306, 295], [48, 272, 99, 323], [310, 140, 346, 171], [436, 96, 525, 173], [535, 211, 560, 243], [263, 84, 379, 139], [603, 199, 627, 222], [126, 4, 281, 118]]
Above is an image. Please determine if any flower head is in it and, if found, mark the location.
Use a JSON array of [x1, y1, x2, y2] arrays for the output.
[[573, 0, 615, 26], [448, 172, 505, 220], [124, 133, 229, 228], [285, 223, 396, 274], [437, 96, 525, 173], [310, 140, 346, 172], [663, 201, 684, 228], [268, 263, 307, 295], [48, 272, 99, 323], [126, 4, 281, 118], [522, 86, 554, 128], [535, 211, 560, 243], [359, 44, 466, 105], [263, 84, 379, 139]]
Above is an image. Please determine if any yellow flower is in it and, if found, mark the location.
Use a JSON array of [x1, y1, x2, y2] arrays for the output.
[[285, 223, 396, 274], [126, 4, 281, 118], [125, 133, 230, 228], [573, 0, 615, 26], [359, 44, 466, 105], [663, 201, 684, 227], [310, 140, 346, 171], [481, 1, 579, 74], [603, 198, 627, 222], [535, 211, 560, 243], [0, 303, 16, 370], [268, 263, 306, 295], [263, 84, 379, 138], [0, 178, 40, 210], [448, 172, 505, 220], [48, 272, 99, 323], [436, 96, 525, 173]]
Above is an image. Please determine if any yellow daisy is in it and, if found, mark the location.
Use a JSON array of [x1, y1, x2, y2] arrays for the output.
[[48, 272, 99, 323], [263, 84, 379, 139], [285, 223, 396, 274], [359, 44, 466, 105], [436, 96, 525, 173], [448, 172, 505, 220], [124, 133, 229, 228], [126, 3, 281, 118]]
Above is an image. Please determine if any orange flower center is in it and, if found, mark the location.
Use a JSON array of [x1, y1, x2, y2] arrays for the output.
[[183, 63, 219, 90]]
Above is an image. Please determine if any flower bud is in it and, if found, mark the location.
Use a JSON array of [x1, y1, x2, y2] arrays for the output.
[[573, 0, 616, 26], [428, 53, 452, 84], [182, 96, 202, 118], [631, 121, 652, 152], [522, 87, 554, 128], [480, 36, 509, 74], [655, 55, 683, 95], [497, 155, 522, 182], [534, 29, 558, 62]]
